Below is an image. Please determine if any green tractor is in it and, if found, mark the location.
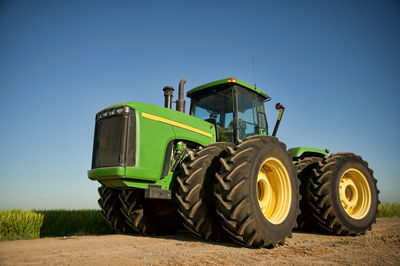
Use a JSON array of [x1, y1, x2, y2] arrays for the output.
[[88, 78, 379, 248]]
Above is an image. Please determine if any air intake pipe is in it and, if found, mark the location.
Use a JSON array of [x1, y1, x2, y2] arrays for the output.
[[176, 78, 186, 113], [163, 86, 174, 109]]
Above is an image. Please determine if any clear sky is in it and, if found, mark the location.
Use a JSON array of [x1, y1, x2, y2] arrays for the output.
[[0, 0, 399, 209]]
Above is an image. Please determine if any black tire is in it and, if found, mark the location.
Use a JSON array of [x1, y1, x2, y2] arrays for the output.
[[119, 189, 181, 235], [295, 157, 323, 230], [296, 157, 323, 175], [176, 142, 233, 241], [304, 152, 379, 235], [214, 136, 300, 248], [98, 185, 132, 233]]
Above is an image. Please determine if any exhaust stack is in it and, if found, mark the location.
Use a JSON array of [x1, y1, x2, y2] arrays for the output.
[[272, 103, 285, 137], [176, 78, 186, 113], [163, 86, 174, 109]]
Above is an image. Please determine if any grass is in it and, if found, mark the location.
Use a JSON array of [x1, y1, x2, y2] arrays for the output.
[[377, 203, 400, 218]]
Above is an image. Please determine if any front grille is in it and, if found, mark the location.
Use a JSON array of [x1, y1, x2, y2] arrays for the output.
[[91, 107, 136, 169]]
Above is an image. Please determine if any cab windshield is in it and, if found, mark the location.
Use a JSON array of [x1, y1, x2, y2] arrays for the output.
[[190, 86, 268, 142], [190, 87, 235, 142], [236, 87, 268, 140]]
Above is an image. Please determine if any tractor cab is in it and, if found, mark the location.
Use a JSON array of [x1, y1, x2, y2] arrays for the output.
[[187, 78, 269, 143]]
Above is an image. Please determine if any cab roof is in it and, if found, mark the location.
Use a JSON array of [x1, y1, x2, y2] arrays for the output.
[[186, 77, 269, 99]]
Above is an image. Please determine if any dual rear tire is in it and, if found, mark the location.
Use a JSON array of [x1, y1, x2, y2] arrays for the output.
[[299, 153, 379, 235]]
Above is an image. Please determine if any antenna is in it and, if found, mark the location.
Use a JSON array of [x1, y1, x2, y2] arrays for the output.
[[251, 54, 257, 88]]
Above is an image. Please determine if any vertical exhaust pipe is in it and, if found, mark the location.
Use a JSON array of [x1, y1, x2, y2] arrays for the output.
[[163, 86, 174, 109], [272, 103, 285, 137], [176, 78, 186, 113]]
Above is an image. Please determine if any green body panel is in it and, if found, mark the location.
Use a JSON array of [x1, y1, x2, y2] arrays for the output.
[[187, 77, 268, 99], [88, 101, 216, 189], [288, 147, 328, 159], [88, 167, 125, 179]]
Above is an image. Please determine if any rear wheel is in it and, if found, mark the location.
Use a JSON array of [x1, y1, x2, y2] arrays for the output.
[[295, 157, 323, 230], [98, 185, 131, 233], [119, 189, 180, 235], [176, 143, 233, 241], [214, 136, 300, 248], [304, 153, 379, 235]]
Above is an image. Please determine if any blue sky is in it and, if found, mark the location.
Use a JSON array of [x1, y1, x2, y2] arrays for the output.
[[0, 0, 399, 209]]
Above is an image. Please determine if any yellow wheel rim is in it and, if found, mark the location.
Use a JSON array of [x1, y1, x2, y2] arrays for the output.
[[257, 157, 292, 224], [339, 168, 371, 219]]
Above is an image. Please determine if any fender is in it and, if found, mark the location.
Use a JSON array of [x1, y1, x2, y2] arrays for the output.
[[288, 147, 328, 160]]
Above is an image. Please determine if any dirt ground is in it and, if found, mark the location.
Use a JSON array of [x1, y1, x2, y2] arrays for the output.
[[0, 218, 399, 265]]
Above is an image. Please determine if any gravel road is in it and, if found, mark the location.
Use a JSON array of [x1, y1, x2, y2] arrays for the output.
[[0, 218, 399, 265]]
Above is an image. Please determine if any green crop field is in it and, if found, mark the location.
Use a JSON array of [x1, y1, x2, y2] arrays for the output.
[[377, 203, 400, 218], [1, 203, 399, 241], [0, 209, 44, 241], [37, 210, 116, 237], [1, 209, 115, 241]]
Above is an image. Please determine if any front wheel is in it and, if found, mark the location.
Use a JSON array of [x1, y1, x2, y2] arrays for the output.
[[214, 136, 300, 248], [98, 186, 132, 233], [176, 142, 233, 241], [119, 189, 181, 235]]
